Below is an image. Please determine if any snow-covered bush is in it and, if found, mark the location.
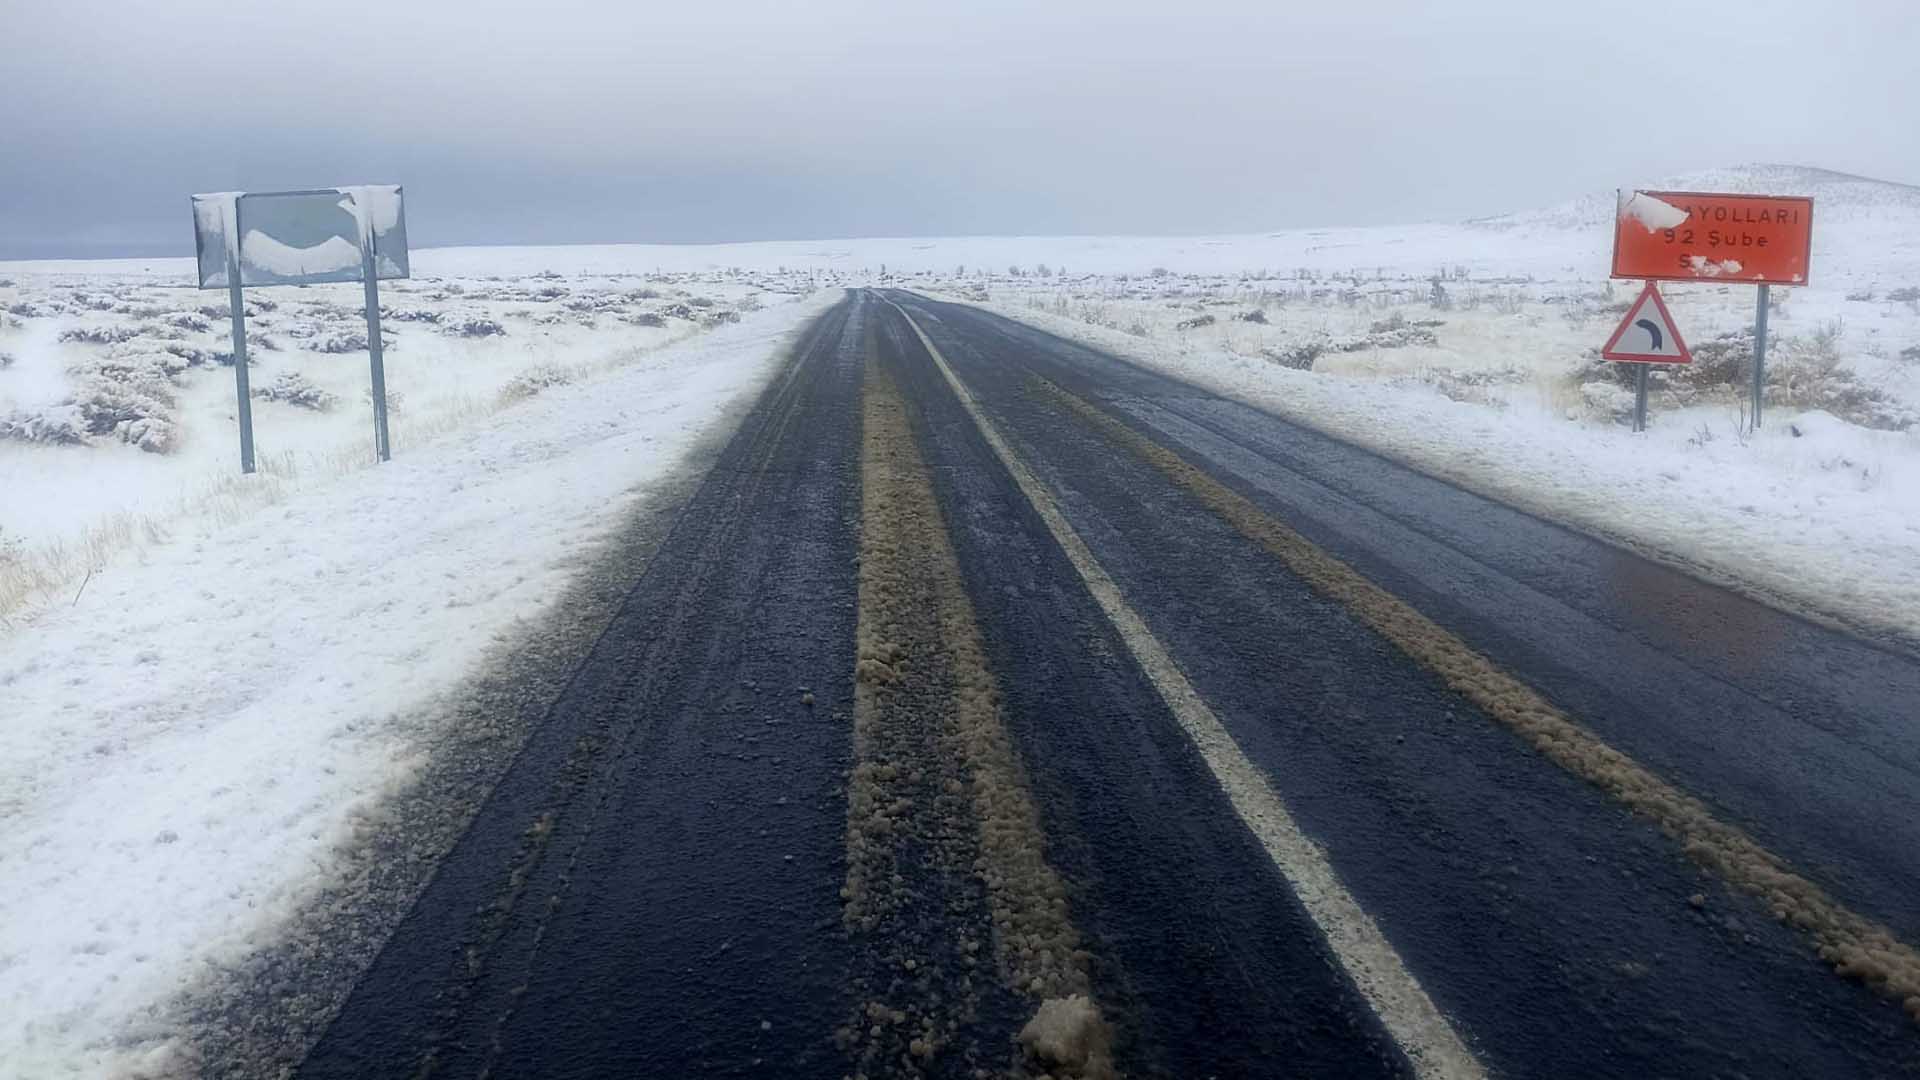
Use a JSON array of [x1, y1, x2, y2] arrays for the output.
[[0, 351, 14, 369], [1263, 342, 1322, 371], [497, 364, 574, 405], [59, 325, 140, 345], [104, 346, 196, 379], [1175, 313, 1216, 331], [1581, 324, 1914, 430], [622, 312, 667, 328], [57, 374, 180, 453], [118, 416, 179, 454], [254, 371, 339, 411], [448, 317, 506, 338], [0, 405, 87, 445], [163, 312, 212, 333], [1580, 381, 1637, 423], [310, 329, 371, 354]]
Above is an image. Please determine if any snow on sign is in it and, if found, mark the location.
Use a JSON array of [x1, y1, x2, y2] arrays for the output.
[[189, 186, 407, 473], [192, 187, 408, 289], [1602, 282, 1692, 364], [1611, 190, 1814, 286]]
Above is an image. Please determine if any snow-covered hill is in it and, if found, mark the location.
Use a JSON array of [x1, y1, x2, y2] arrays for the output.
[[1473, 164, 1920, 231]]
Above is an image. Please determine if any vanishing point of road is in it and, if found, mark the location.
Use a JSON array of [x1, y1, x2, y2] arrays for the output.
[[292, 290, 1920, 1078]]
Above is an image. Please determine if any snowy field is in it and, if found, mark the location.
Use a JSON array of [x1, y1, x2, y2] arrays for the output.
[[2, 163, 1917, 1074], [0, 261, 829, 623], [924, 167, 1920, 649]]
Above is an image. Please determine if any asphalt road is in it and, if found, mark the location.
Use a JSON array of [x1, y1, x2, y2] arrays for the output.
[[296, 290, 1920, 1079]]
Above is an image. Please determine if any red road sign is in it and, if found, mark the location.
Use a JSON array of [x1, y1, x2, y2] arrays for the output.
[[1612, 190, 1814, 286], [1603, 282, 1692, 364]]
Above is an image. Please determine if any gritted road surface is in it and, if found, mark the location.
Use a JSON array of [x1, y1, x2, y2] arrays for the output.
[[296, 290, 1920, 1079]]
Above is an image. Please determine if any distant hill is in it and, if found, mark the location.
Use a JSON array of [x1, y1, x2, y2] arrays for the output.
[[1472, 165, 1920, 230]]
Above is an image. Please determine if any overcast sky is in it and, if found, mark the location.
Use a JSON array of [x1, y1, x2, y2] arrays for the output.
[[3, 0, 1914, 258]]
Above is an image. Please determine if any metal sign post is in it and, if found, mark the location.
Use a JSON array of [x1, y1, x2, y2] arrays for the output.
[[221, 202, 257, 474], [359, 240, 392, 461], [1601, 281, 1692, 431], [1752, 284, 1770, 429]]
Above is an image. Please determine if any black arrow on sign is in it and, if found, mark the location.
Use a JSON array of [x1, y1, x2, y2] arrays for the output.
[[1635, 318, 1663, 350]]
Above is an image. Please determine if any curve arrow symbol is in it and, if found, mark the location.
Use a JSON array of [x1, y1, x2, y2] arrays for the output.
[[1635, 318, 1663, 350]]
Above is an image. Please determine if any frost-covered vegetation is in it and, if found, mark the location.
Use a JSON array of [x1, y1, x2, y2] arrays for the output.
[[0, 266, 820, 621], [938, 261, 1920, 437]]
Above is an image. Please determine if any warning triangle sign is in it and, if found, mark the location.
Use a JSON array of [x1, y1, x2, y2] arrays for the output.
[[1602, 282, 1692, 364]]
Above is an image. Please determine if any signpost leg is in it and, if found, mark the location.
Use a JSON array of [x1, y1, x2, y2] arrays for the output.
[[1751, 283, 1770, 431], [225, 258, 255, 475], [360, 248, 391, 462], [1632, 365, 1649, 433]]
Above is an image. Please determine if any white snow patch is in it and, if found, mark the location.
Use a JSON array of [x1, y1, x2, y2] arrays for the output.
[[240, 231, 362, 278], [1685, 254, 1745, 277], [0, 321, 70, 411], [335, 185, 401, 235], [1620, 190, 1690, 232]]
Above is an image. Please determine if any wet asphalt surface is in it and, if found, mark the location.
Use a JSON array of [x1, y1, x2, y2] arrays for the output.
[[299, 291, 1920, 1077]]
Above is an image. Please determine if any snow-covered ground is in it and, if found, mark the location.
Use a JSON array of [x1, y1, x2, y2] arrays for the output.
[[925, 167, 1920, 648], [0, 264, 810, 622], [0, 289, 834, 1076], [2, 162, 1917, 1075]]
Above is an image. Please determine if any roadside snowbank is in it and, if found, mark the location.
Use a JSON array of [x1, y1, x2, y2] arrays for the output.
[[970, 300, 1920, 651], [0, 290, 835, 1077]]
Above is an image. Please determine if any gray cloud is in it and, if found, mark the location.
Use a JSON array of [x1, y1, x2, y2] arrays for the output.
[[3, 0, 1913, 258]]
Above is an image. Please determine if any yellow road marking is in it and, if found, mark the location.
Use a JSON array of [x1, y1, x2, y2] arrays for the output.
[[887, 299, 1487, 1080], [846, 330, 1113, 1078], [1025, 358, 1920, 1028]]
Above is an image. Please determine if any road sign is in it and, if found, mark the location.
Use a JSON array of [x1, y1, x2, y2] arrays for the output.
[[193, 187, 408, 289], [189, 186, 408, 473], [1602, 282, 1692, 364], [1611, 190, 1814, 286]]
